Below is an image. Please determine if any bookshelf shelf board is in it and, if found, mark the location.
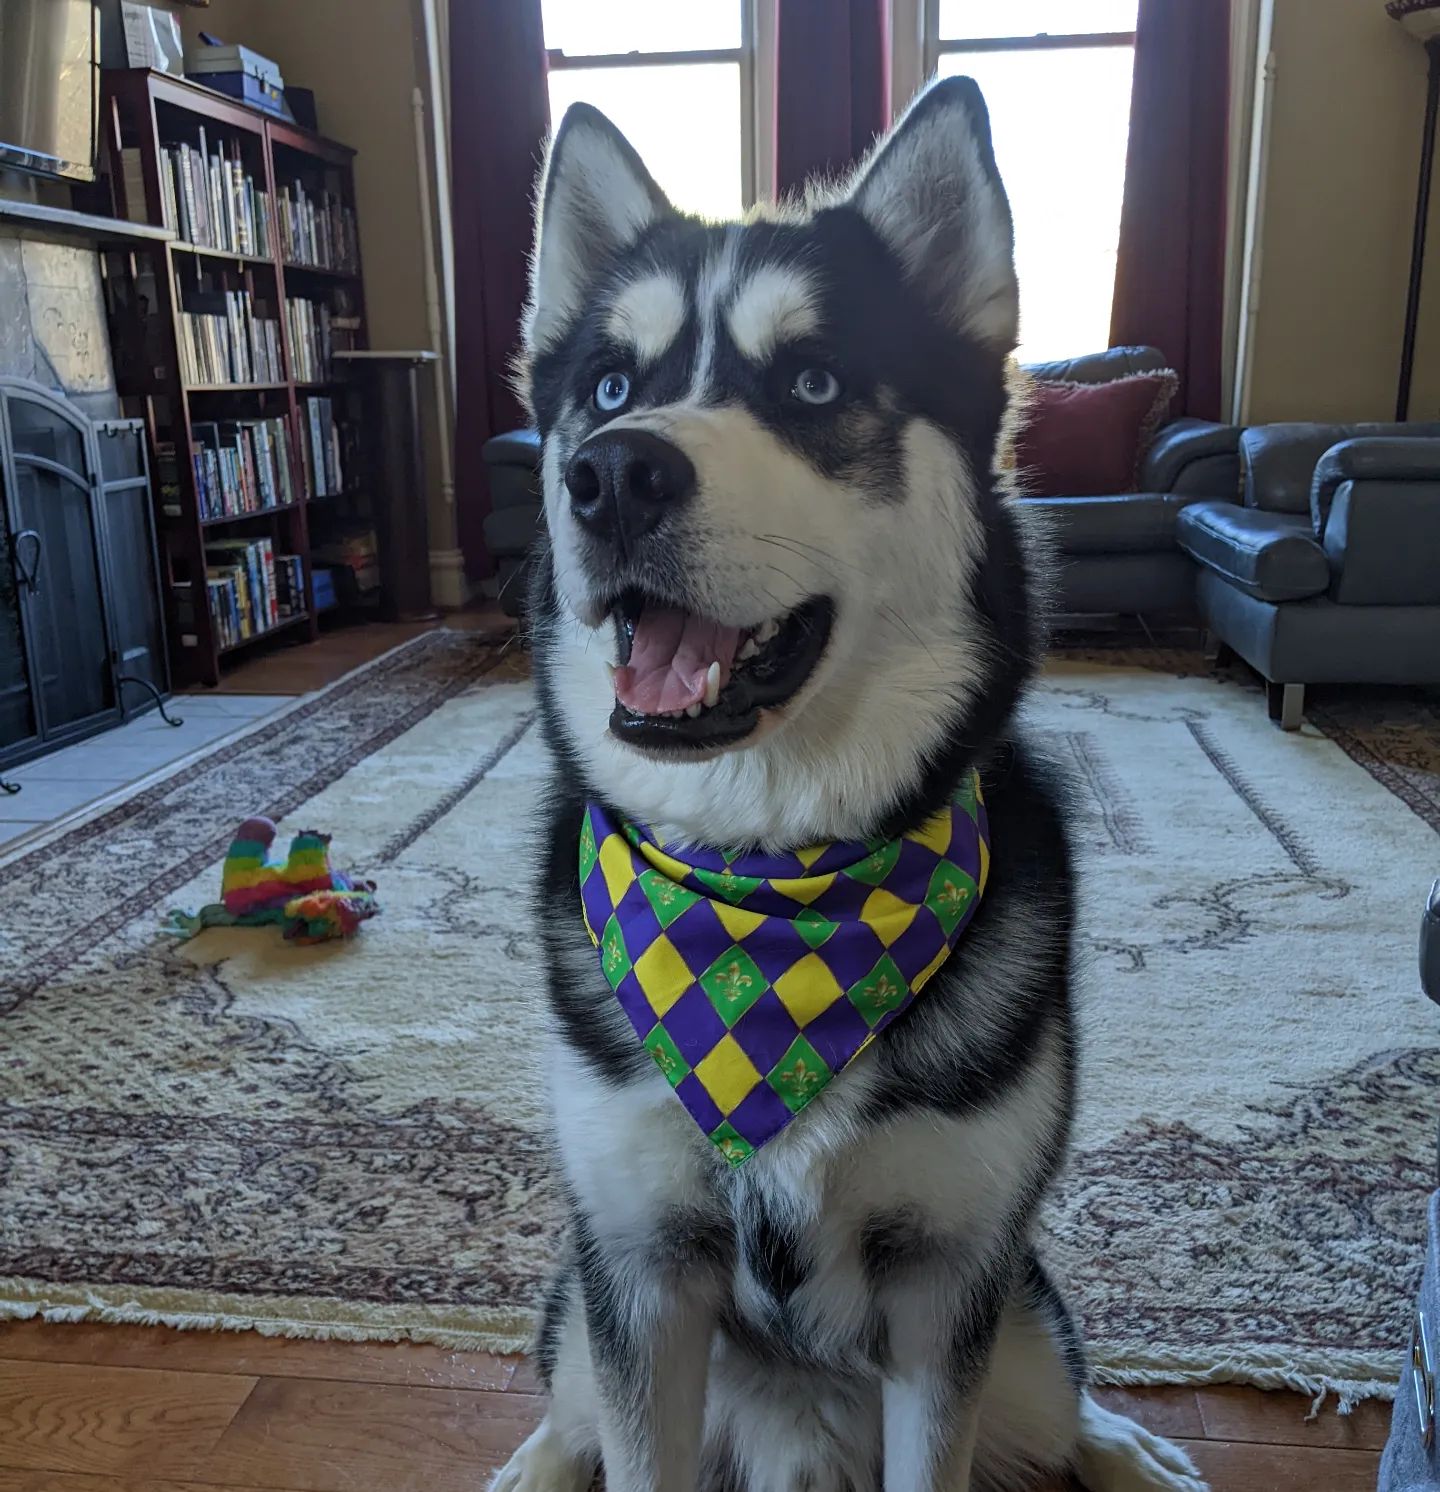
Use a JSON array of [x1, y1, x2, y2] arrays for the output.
[[201, 502, 302, 529], [282, 260, 361, 282], [294, 379, 352, 390], [172, 242, 277, 268], [217, 610, 311, 655], [184, 381, 290, 394]]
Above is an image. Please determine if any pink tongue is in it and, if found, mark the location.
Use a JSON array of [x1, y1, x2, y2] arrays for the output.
[[614, 608, 743, 715]]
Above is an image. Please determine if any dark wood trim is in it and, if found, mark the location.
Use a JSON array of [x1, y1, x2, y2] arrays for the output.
[[546, 47, 743, 70], [936, 31, 1136, 54]]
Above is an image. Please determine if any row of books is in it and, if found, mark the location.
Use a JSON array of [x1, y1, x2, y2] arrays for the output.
[[278, 176, 360, 272], [179, 289, 282, 387], [286, 297, 334, 384], [300, 396, 354, 498], [205, 538, 306, 648], [193, 417, 296, 519], [155, 133, 270, 257]]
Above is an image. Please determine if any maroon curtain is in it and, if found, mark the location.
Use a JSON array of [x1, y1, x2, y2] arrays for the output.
[[450, 0, 550, 578], [1109, 0, 1230, 419], [774, 0, 890, 195]]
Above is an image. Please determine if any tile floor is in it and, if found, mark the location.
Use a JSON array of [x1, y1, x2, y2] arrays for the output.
[[0, 693, 293, 851]]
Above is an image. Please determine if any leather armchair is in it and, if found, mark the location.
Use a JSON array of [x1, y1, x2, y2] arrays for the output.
[[1178, 422, 1440, 728]]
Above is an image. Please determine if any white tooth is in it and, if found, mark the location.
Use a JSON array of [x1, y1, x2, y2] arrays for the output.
[[685, 703, 702, 718], [756, 618, 779, 644], [606, 662, 618, 685], [704, 661, 721, 708], [738, 638, 759, 661]]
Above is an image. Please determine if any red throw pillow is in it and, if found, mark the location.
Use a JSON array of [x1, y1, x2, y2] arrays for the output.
[[1012, 370, 1177, 497]]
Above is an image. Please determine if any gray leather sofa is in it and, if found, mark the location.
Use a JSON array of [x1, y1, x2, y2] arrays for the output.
[[1178, 422, 1440, 728], [480, 345, 1243, 620], [1019, 346, 1241, 615]]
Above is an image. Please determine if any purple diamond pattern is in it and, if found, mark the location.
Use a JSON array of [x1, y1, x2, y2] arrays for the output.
[[579, 779, 990, 1166]]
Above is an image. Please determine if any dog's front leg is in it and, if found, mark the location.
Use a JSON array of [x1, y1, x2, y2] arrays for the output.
[[880, 1272, 999, 1492], [575, 1223, 716, 1492]]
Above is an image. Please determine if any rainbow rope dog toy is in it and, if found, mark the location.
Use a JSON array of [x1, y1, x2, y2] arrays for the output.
[[164, 816, 378, 944]]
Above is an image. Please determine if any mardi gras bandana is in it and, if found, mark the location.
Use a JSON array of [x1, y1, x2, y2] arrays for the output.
[[579, 772, 990, 1166]]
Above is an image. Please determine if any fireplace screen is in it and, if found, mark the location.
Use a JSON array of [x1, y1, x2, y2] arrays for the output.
[[0, 381, 169, 769]]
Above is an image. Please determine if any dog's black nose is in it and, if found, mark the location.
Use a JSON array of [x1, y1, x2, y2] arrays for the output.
[[564, 430, 696, 551]]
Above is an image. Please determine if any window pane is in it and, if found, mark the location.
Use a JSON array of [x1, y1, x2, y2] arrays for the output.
[[937, 48, 1133, 363], [542, 0, 741, 57], [938, 1, 1137, 40], [547, 64, 743, 220]]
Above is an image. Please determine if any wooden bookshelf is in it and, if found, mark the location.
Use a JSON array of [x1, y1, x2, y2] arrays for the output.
[[97, 69, 372, 687]]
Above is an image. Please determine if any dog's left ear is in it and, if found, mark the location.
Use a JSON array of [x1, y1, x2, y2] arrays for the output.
[[842, 77, 1018, 352]]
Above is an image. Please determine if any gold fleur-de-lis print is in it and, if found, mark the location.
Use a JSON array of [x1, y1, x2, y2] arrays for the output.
[[780, 1058, 821, 1095], [937, 880, 970, 913], [873, 973, 902, 1007], [653, 1046, 681, 1079], [604, 939, 625, 978], [715, 960, 753, 1002], [653, 881, 683, 907], [717, 1135, 748, 1161]]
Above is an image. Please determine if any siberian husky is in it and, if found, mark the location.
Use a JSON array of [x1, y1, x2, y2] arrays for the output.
[[494, 77, 1207, 1492]]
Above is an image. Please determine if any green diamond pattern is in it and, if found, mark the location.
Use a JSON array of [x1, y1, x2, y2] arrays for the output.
[[600, 913, 632, 989], [847, 952, 910, 1027], [644, 1024, 691, 1088], [638, 869, 701, 929], [694, 866, 763, 906], [926, 860, 978, 937], [845, 838, 901, 886], [709, 1121, 754, 1167], [579, 816, 599, 881], [699, 945, 769, 1025], [766, 1034, 833, 1113], [794, 906, 839, 949]]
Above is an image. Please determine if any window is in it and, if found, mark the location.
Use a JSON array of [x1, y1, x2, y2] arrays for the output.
[[926, 0, 1138, 362], [542, 2, 755, 221]]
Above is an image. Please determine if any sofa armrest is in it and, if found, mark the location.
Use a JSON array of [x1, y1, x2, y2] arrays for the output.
[[1176, 501, 1329, 602], [1139, 418, 1243, 497], [1311, 440, 1440, 605], [482, 427, 542, 469], [1310, 436, 1440, 529]]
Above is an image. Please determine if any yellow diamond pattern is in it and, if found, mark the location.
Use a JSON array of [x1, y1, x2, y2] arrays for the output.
[[773, 953, 845, 1026], [694, 1033, 762, 1114], [769, 871, 837, 907], [599, 833, 638, 906], [633, 935, 692, 1017], [904, 806, 954, 857], [861, 886, 919, 947], [713, 902, 767, 941]]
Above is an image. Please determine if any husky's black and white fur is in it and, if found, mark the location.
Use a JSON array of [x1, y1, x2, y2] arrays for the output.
[[495, 79, 1207, 1492]]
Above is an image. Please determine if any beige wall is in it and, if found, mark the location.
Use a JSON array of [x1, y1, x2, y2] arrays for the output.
[[1245, 0, 1440, 423], [164, 0, 461, 593]]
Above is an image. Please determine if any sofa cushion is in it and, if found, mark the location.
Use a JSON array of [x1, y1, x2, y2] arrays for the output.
[[1019, 492, 1198, 555], [1176, 501, 1330, 602], [1013, 371, 1177, 497], [1241, 421, 1440, 513]]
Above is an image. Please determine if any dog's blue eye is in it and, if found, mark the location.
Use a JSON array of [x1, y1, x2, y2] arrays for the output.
[[595, 371, 631, 411], [792, 368, 841, 405]]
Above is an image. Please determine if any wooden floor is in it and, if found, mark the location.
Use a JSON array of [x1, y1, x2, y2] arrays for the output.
[[6, 620, 1389, 1488], [0, 1321, 1389, 1490]]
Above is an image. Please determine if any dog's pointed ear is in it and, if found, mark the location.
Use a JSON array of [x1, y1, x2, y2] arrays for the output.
[[842, 77, 1018, 351], [524, 103, 675, 357]]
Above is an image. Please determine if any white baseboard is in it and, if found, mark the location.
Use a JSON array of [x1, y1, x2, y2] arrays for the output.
[[428, 548, 478, 610]]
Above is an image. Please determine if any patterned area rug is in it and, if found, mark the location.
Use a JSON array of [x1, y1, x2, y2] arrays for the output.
[[1, 631, 1436, 1406]]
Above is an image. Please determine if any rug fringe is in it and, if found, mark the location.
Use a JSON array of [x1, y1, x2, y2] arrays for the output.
[[0, 1285, 534, 1357], [1092, 1347, 1400, 1414], [1, 1283, 1402, 1414]]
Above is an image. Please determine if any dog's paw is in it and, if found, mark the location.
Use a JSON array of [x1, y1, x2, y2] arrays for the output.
[[1073, 1395, 1209, 1492], [489, 1419, 593, 1492]]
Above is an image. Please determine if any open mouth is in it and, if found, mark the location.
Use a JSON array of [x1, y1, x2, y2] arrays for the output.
[[606, 589, 835, 752]]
